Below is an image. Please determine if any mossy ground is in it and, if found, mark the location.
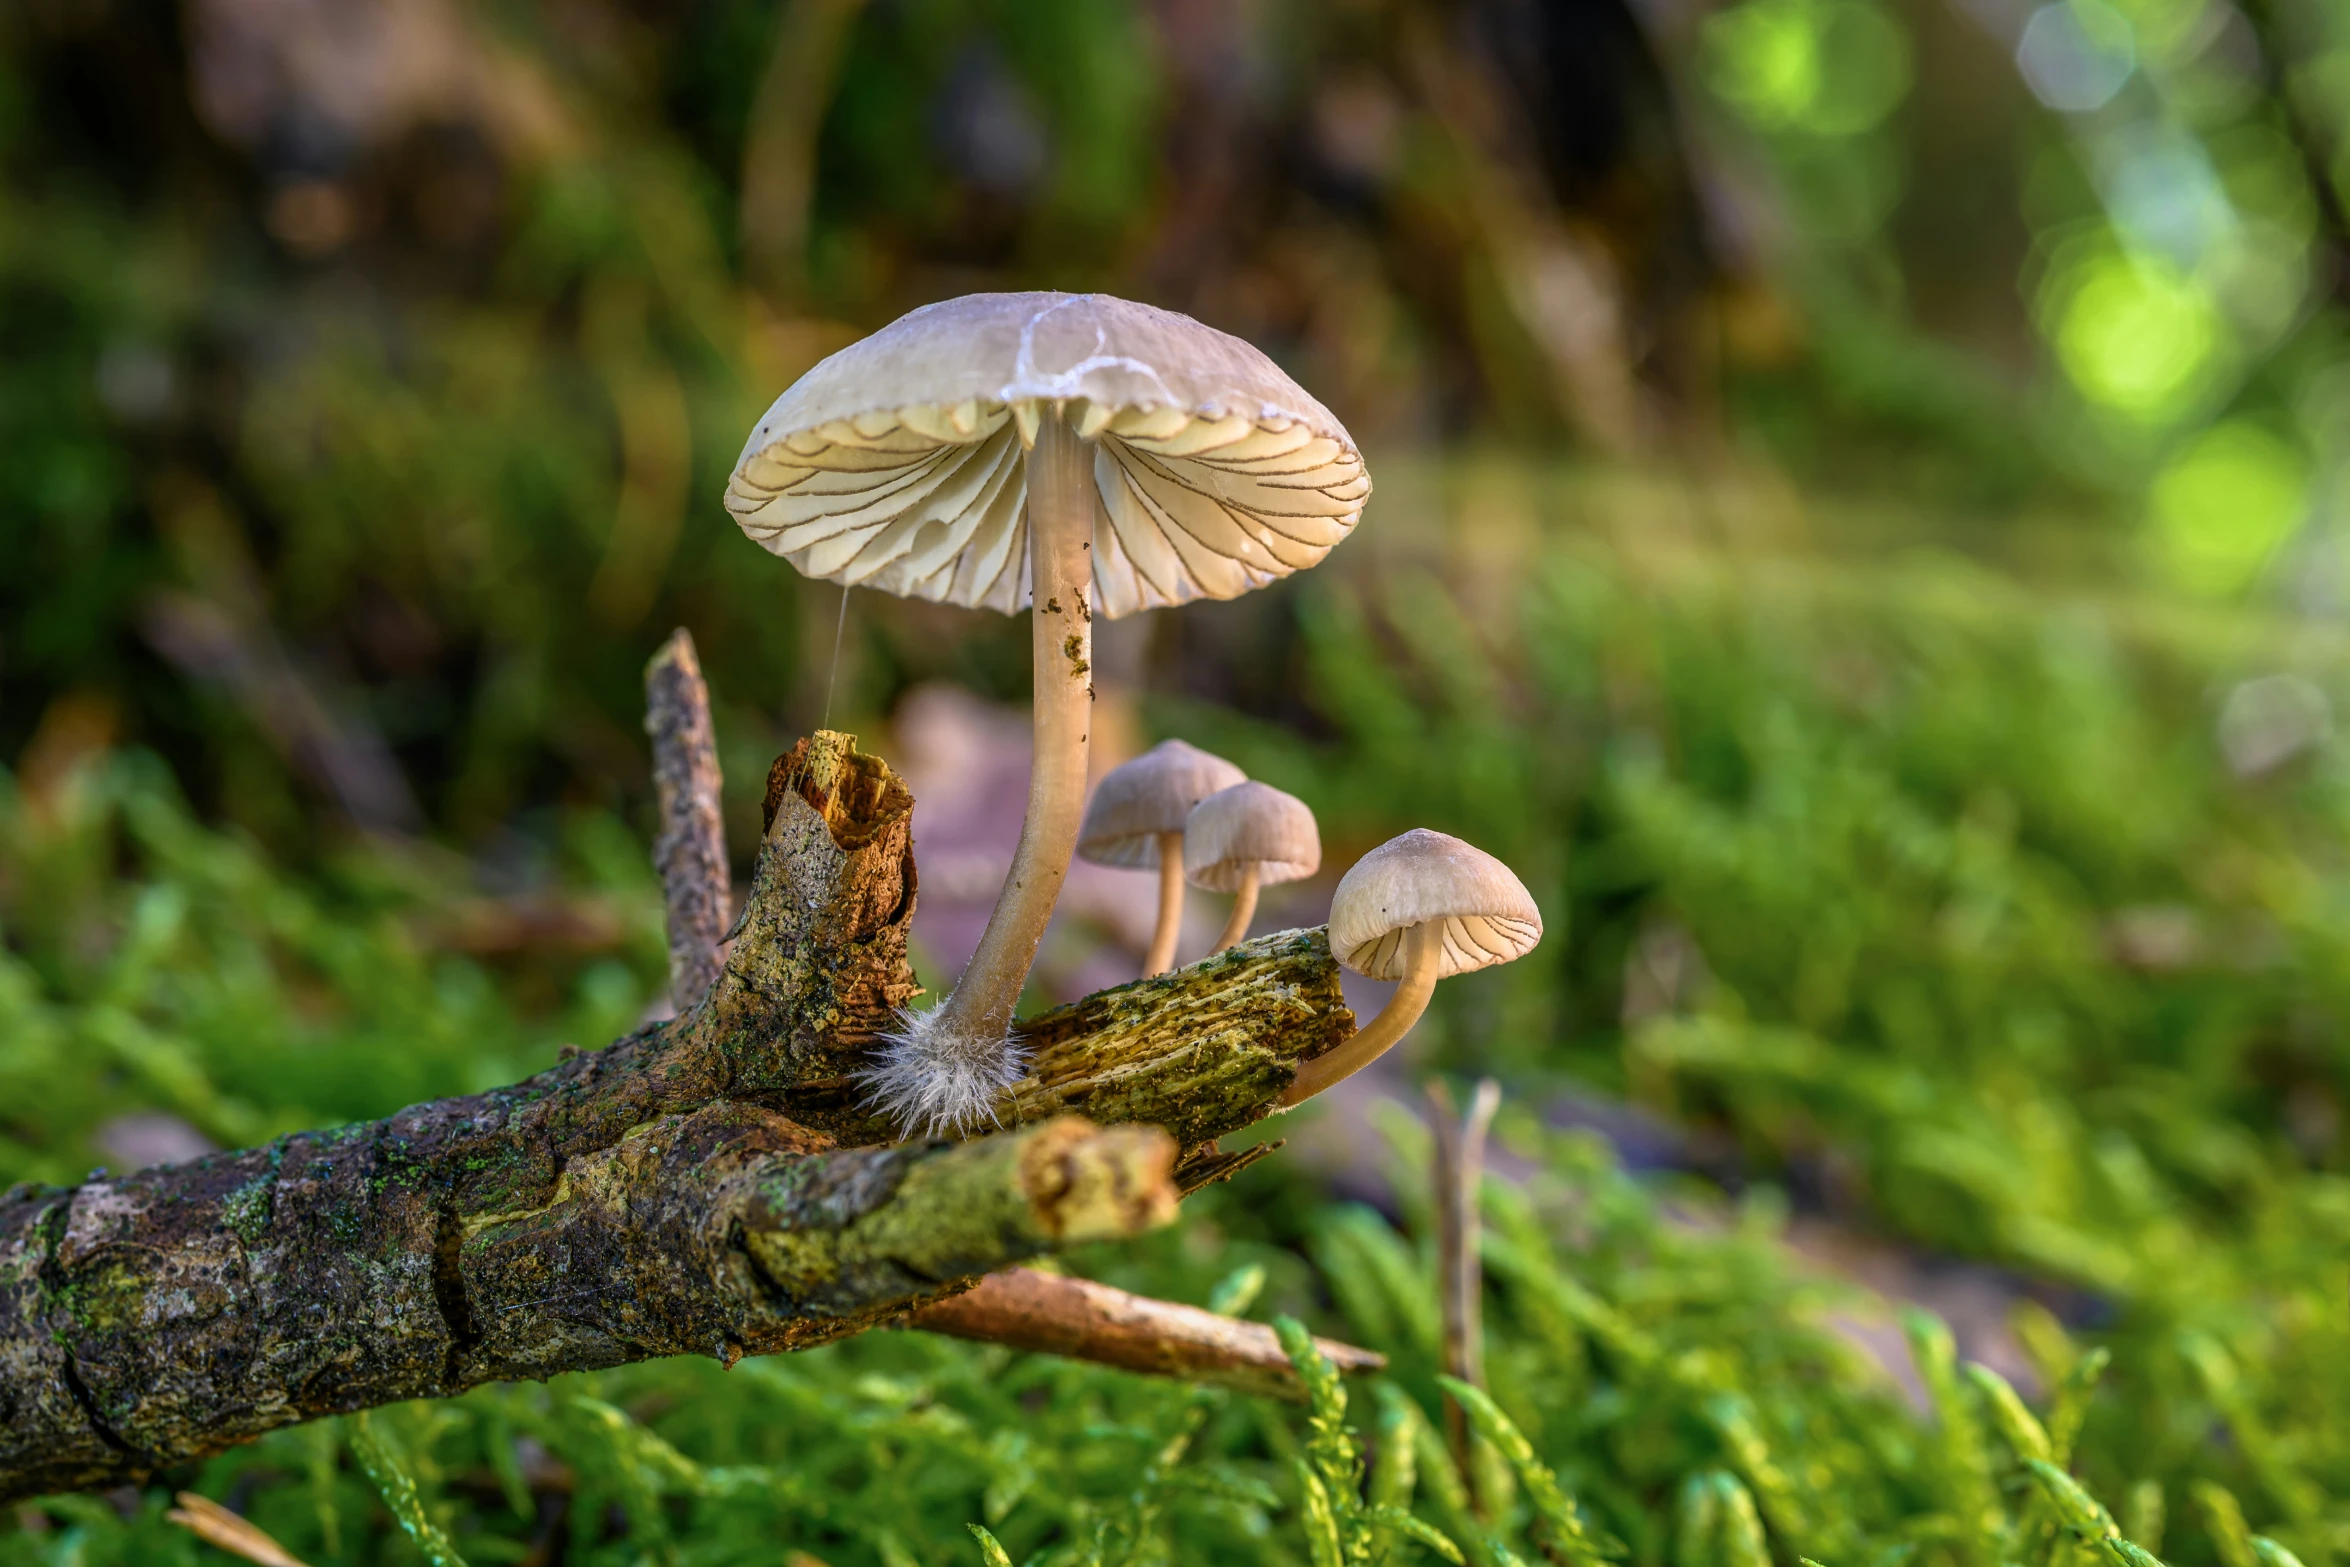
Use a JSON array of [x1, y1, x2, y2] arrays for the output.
[[4, 533, 2349, 1564]]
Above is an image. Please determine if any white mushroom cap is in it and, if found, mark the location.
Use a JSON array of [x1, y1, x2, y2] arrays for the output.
[[1327, 829, 1542, 981], [1076, 740, 1247, 868], [1183, 782, 1321, 892], [725, 292, 1369, 619]]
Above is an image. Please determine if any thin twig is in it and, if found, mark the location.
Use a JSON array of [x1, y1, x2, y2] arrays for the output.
[[897, 1268, 1372, 1400], [1428, 1076, 1502, 1505], [908, 1267, 1385, 1401], [142, 589, 422, 836], [644, 628, 730, 1009], [166, 1493, 311, 1567]]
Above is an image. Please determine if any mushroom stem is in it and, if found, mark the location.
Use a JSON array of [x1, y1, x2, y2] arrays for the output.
[[933, 411, 1095, 1051], [1279, 920, 1441, 1106], [1212, 865, 1260, 954], [1143, 831, 1185, 977]]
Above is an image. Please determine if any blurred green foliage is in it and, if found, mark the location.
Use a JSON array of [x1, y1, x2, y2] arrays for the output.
[[1187, 519, 2350, 1308], [7, 0, 2348, 861], [0, 752, 665, 1176]]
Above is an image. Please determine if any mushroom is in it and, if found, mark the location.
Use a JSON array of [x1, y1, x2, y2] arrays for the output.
[[1077, 740, 1247, 977], [727, 293, 1368, 1132], [1184, 781, 1321, 954], [1279, 829, 1540, 1107]]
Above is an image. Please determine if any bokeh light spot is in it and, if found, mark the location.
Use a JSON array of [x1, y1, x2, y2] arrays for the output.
[[2100, 130, 2234, 267], [1702, 0, 1912, 137], [2146, 420, 2307, 595], [2049, 251, 2224, 421], [2017, 1, 2136, 113]]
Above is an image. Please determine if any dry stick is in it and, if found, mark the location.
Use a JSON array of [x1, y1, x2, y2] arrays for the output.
[[1428, 1076, 1502, 1510], [0, 732, 1356, 1504], [909, 1268, 1384, 1400], [644, 629, 730, 1010], [141, 588, 423, 836], [648, 661, 1379, 1394], [166, 1493, 311, 1567]]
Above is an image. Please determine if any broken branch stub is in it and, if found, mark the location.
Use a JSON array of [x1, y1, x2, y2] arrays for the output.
[[737, 735, 1351, 1152]]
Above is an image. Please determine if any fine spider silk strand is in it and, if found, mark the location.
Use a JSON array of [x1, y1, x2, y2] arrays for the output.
[[823, 584, 851, 727]]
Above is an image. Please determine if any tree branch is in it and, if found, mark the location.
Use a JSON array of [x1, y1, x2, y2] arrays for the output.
[[0, 730, 1354, 1502]]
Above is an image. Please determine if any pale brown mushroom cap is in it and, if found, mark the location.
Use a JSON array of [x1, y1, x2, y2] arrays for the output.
[[1076, 740, 1248, 869], [725, 292, 1369, 619], [1183, 781, 1321, 892], [1327, 829, 1542, 980]]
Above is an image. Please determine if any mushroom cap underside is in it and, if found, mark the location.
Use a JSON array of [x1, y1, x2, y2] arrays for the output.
[[1077, 739, 1248, 868], [1327, 828, 1542, 981], [1183, 781, 1321, 891], [725, 292, 1369, 620]]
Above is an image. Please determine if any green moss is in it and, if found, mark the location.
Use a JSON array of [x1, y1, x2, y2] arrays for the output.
[[57, 1259, 154, 1337], [219, 1154, 280, 1250]]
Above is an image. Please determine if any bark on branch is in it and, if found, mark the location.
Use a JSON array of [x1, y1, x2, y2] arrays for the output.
[[644, 628, 730, 1008], [0, 731, 1353, 1502]]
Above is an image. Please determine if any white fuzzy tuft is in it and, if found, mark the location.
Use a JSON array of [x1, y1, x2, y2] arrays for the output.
[[855, 1003, 1029, 1138]]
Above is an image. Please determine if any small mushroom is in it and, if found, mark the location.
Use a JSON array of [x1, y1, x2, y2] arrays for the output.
[[728, 292, 1368, 1133], [1184, 781, 1321, 954], [1078, 740, 1248, 977], [1280, 829, 1541, 1106]]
